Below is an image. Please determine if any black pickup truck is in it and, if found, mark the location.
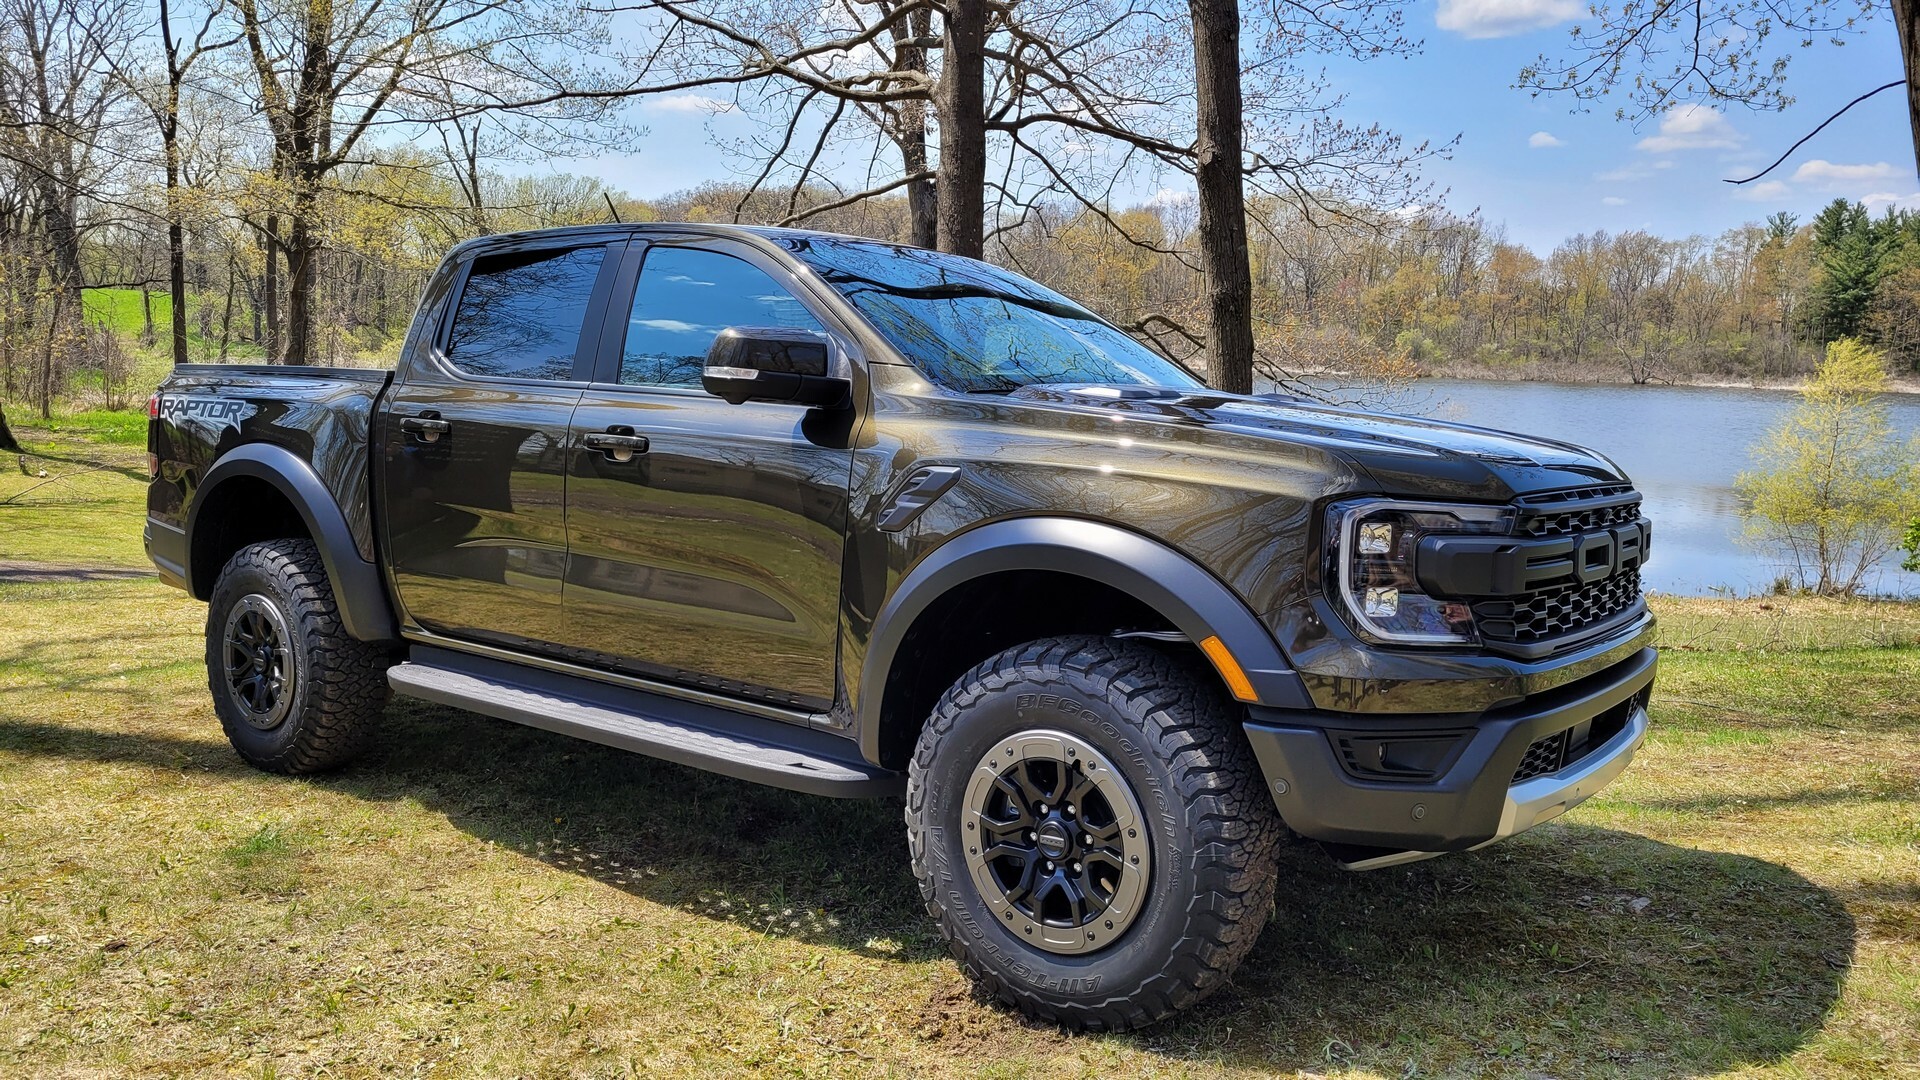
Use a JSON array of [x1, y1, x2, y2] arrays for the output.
[[146, 223, 1656, 1030]]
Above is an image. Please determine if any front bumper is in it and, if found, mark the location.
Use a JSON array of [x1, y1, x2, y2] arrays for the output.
[[1243, 645, 1656, 867]]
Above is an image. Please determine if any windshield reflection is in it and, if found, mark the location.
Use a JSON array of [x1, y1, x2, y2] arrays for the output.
[[779, 237, 1201, 395]]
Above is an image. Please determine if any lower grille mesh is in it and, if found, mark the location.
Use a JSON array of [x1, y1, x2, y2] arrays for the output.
[[1512, 730, 1566, 782], [1473, 569, 1643, 645]]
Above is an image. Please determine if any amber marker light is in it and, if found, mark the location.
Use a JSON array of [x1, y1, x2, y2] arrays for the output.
[[1197, 635, 1258, 703]]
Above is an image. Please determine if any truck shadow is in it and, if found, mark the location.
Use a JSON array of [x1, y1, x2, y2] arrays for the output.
[[0, 695, 1854, 1076]]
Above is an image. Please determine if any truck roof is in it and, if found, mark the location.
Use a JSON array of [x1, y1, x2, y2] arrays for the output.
[[446, 221, 909, 259]]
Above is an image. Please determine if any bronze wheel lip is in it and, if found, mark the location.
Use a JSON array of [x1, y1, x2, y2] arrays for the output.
[[960, 728, 1152, 956]]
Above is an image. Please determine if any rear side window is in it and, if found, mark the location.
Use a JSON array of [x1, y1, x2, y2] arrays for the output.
[[444, 246, 606, 380], [619, 247, 826, 387]]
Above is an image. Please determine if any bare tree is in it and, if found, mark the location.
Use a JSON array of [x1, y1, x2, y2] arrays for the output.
[[124, 0, 235, 367], [0, 0, 137, 402], [227, 0, 622, 363], [1189, 0, 1253, 391], [1517, 0, 1915, 179]]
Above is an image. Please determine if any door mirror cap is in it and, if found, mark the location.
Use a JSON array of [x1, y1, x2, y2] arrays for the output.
[[702, 326, 850, 409]]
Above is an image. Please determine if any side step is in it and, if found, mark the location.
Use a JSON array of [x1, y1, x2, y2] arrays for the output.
[[388, 646, 902, 798]]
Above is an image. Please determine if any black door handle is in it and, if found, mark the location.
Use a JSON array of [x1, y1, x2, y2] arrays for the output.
[[400, 414, 450, 444], [583, 429, 649, 462]]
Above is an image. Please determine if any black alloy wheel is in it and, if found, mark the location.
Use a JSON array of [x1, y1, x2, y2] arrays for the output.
[[961, 729, 1152, 954], [222, 594, 295, 729]]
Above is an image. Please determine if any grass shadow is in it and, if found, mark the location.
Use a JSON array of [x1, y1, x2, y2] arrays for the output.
[[0, 697, 1856, 1076]]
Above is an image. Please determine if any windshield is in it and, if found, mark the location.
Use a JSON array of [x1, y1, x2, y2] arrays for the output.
[[777, 236, 1202, 394]]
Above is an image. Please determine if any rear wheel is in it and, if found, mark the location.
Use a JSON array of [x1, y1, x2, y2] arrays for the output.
[[906, 636, 1283, 1030], [205, 539, 390, 773]]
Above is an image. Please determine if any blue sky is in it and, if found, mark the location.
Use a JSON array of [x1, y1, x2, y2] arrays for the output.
[[574, 3, 1913, 255]]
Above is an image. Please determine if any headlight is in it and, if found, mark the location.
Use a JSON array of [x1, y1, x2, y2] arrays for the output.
[[1327, 499, 1513, 645]]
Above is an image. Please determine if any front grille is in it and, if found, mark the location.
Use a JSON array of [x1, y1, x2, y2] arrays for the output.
[[1512, 730, 1566, 782], [1473, 568, 1643, 645], [1517, 486, 1642, 538]]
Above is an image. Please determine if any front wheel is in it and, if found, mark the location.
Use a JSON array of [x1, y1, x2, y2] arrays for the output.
[[906, 636, 1283, 1030], [205, 539, 390, 774]]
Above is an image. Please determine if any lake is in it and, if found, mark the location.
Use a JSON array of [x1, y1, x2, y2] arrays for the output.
[[1389, 379, 1920, 598]]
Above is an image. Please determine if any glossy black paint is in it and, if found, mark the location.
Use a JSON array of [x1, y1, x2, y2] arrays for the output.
[[148, 222, 1655, 797]]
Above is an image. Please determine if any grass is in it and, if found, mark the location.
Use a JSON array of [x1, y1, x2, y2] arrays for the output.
[[1, 418, 1916, 1077], [66, 289, 269, 413], [28, 408, 149, 445]]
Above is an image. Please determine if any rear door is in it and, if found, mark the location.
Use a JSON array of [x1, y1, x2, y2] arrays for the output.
[[559, 239, 856, 710], [379, 235, 623, 653]]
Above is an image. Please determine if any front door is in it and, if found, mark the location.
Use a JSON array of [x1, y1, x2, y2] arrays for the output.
[[381, 237, 622, 653], [560, 241, 855, 710]]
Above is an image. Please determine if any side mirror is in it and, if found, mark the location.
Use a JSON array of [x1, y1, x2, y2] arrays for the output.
[[702, 326, 850, 409]]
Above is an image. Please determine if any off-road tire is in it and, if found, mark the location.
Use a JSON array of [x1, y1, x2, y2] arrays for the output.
[[205, 539, 390, 773], [906, 635, 1284, 1030]]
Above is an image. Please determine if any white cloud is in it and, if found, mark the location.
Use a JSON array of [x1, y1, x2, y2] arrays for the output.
[[1863, 191, 1920, 211], [1528, 131, 1565, 149], [644, 94, 735, 115], [1146, 186, 1196, 209], [1601, 196, 1628, 206], [1635, 105, 1743, 152], [1437, 0, 1579, 38], [1732, 180, 1792, 202], [1792, 160, 1901, 187]]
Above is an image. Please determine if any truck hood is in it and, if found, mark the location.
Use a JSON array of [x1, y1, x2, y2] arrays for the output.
[[1005, 385, 1630, 500]]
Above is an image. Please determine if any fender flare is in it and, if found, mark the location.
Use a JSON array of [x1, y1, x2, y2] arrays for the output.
[[857, 516, 1310, 764], [186, 443, 397, 644]]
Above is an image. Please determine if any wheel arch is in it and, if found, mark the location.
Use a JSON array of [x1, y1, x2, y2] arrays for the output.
[[857, 517, 1309, 769], [186, 443, 397, 644]]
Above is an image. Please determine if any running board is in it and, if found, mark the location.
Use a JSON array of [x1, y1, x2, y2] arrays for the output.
[[388, 646, 902, 798]]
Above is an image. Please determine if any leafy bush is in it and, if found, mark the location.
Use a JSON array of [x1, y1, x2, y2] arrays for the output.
[[1735, 338, 1920, 595]]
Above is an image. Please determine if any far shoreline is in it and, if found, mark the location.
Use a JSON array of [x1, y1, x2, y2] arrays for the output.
[[1409, 367, 1920, 396]]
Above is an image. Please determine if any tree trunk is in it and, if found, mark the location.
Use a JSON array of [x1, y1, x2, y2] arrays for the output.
[[936, 0, 986, 258], [0, 404, 19, 453], [262, 214, 280, 362], [166, 209, 189, 366], [218, 257, 237, 361], [159, 0, 191, 368], [1189, 0, 1255, 394], [284, 188, 315, 365], [1896, 0, 1920, 179], [39, 288, 64, 420], [895, 7, 938, 250]]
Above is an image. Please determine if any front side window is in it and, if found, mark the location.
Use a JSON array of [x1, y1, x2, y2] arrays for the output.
[[780, 237, 1201, 394], [620, 247, 827, 387], [444, 245, 606, 380]]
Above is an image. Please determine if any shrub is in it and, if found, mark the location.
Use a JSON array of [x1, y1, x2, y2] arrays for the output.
[[1735, 338, 1920, 595]]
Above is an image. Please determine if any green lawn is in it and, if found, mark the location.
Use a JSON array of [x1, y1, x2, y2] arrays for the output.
[[76, 287, 267, 386], [1, 419, 1916, 1077]]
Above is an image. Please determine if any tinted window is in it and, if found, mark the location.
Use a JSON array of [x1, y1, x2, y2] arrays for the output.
[[781, 237, 1200, 394], [620, 247, 826, 387], [445, 245, 605, 380]]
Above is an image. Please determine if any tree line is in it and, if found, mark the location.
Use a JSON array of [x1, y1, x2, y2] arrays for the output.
[[2, 0, 1915, 443]]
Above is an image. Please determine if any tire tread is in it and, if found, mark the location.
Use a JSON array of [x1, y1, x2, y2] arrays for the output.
[[205, 539, 389, 774], [905, 634, 1283, 1031]]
